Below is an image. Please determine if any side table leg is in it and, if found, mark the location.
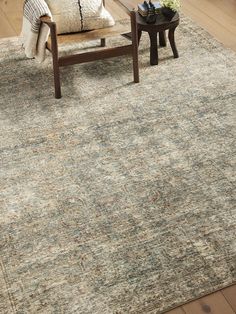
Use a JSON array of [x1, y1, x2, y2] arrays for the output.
[[159, 31, 166, 47], [148, 31, 158, 65], [168, 27, 179, 58], [138, 30, 142, 45]]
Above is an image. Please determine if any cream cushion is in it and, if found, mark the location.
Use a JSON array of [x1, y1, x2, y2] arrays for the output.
[[46, 0, 115, 34]]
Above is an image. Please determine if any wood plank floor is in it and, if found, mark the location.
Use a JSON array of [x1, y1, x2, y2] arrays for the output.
[[0, 0, 235, 313]]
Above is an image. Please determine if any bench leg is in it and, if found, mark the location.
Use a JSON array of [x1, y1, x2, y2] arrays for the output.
[[50, 23, 62, 99], [52, 55, 61, 99]]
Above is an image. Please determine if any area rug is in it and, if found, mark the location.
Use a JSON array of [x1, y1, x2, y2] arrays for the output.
[[0, 15, 236, 314]]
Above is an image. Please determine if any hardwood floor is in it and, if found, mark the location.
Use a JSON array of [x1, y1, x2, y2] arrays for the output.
[[165, 285, 236, 313], [181, 0, 236, 52], [0, 0, 23, 37], [0, 0, 235, 313]]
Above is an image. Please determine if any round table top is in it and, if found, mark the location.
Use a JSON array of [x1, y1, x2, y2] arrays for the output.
[[136, 11, 179, 31]]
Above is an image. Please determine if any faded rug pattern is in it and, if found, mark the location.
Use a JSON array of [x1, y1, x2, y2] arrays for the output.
[[0, 16, 236, 314]]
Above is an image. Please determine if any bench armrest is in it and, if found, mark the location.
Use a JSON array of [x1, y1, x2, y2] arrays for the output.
[[40, 15, 53, 26]]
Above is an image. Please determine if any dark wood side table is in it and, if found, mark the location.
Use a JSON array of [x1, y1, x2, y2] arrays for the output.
[[136, 12, 180, 65]]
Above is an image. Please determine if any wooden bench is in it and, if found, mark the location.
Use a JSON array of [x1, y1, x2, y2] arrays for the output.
[[41, 0, 139, 98]]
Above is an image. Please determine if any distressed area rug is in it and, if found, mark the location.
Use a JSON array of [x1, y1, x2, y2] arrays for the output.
[[0, 16, 236, 314]]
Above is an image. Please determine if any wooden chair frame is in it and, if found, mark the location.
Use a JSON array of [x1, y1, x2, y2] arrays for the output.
[[40, 0, 139, 99]]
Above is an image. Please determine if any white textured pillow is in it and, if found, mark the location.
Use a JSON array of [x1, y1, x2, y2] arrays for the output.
[[46, 0, 115, 34]]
